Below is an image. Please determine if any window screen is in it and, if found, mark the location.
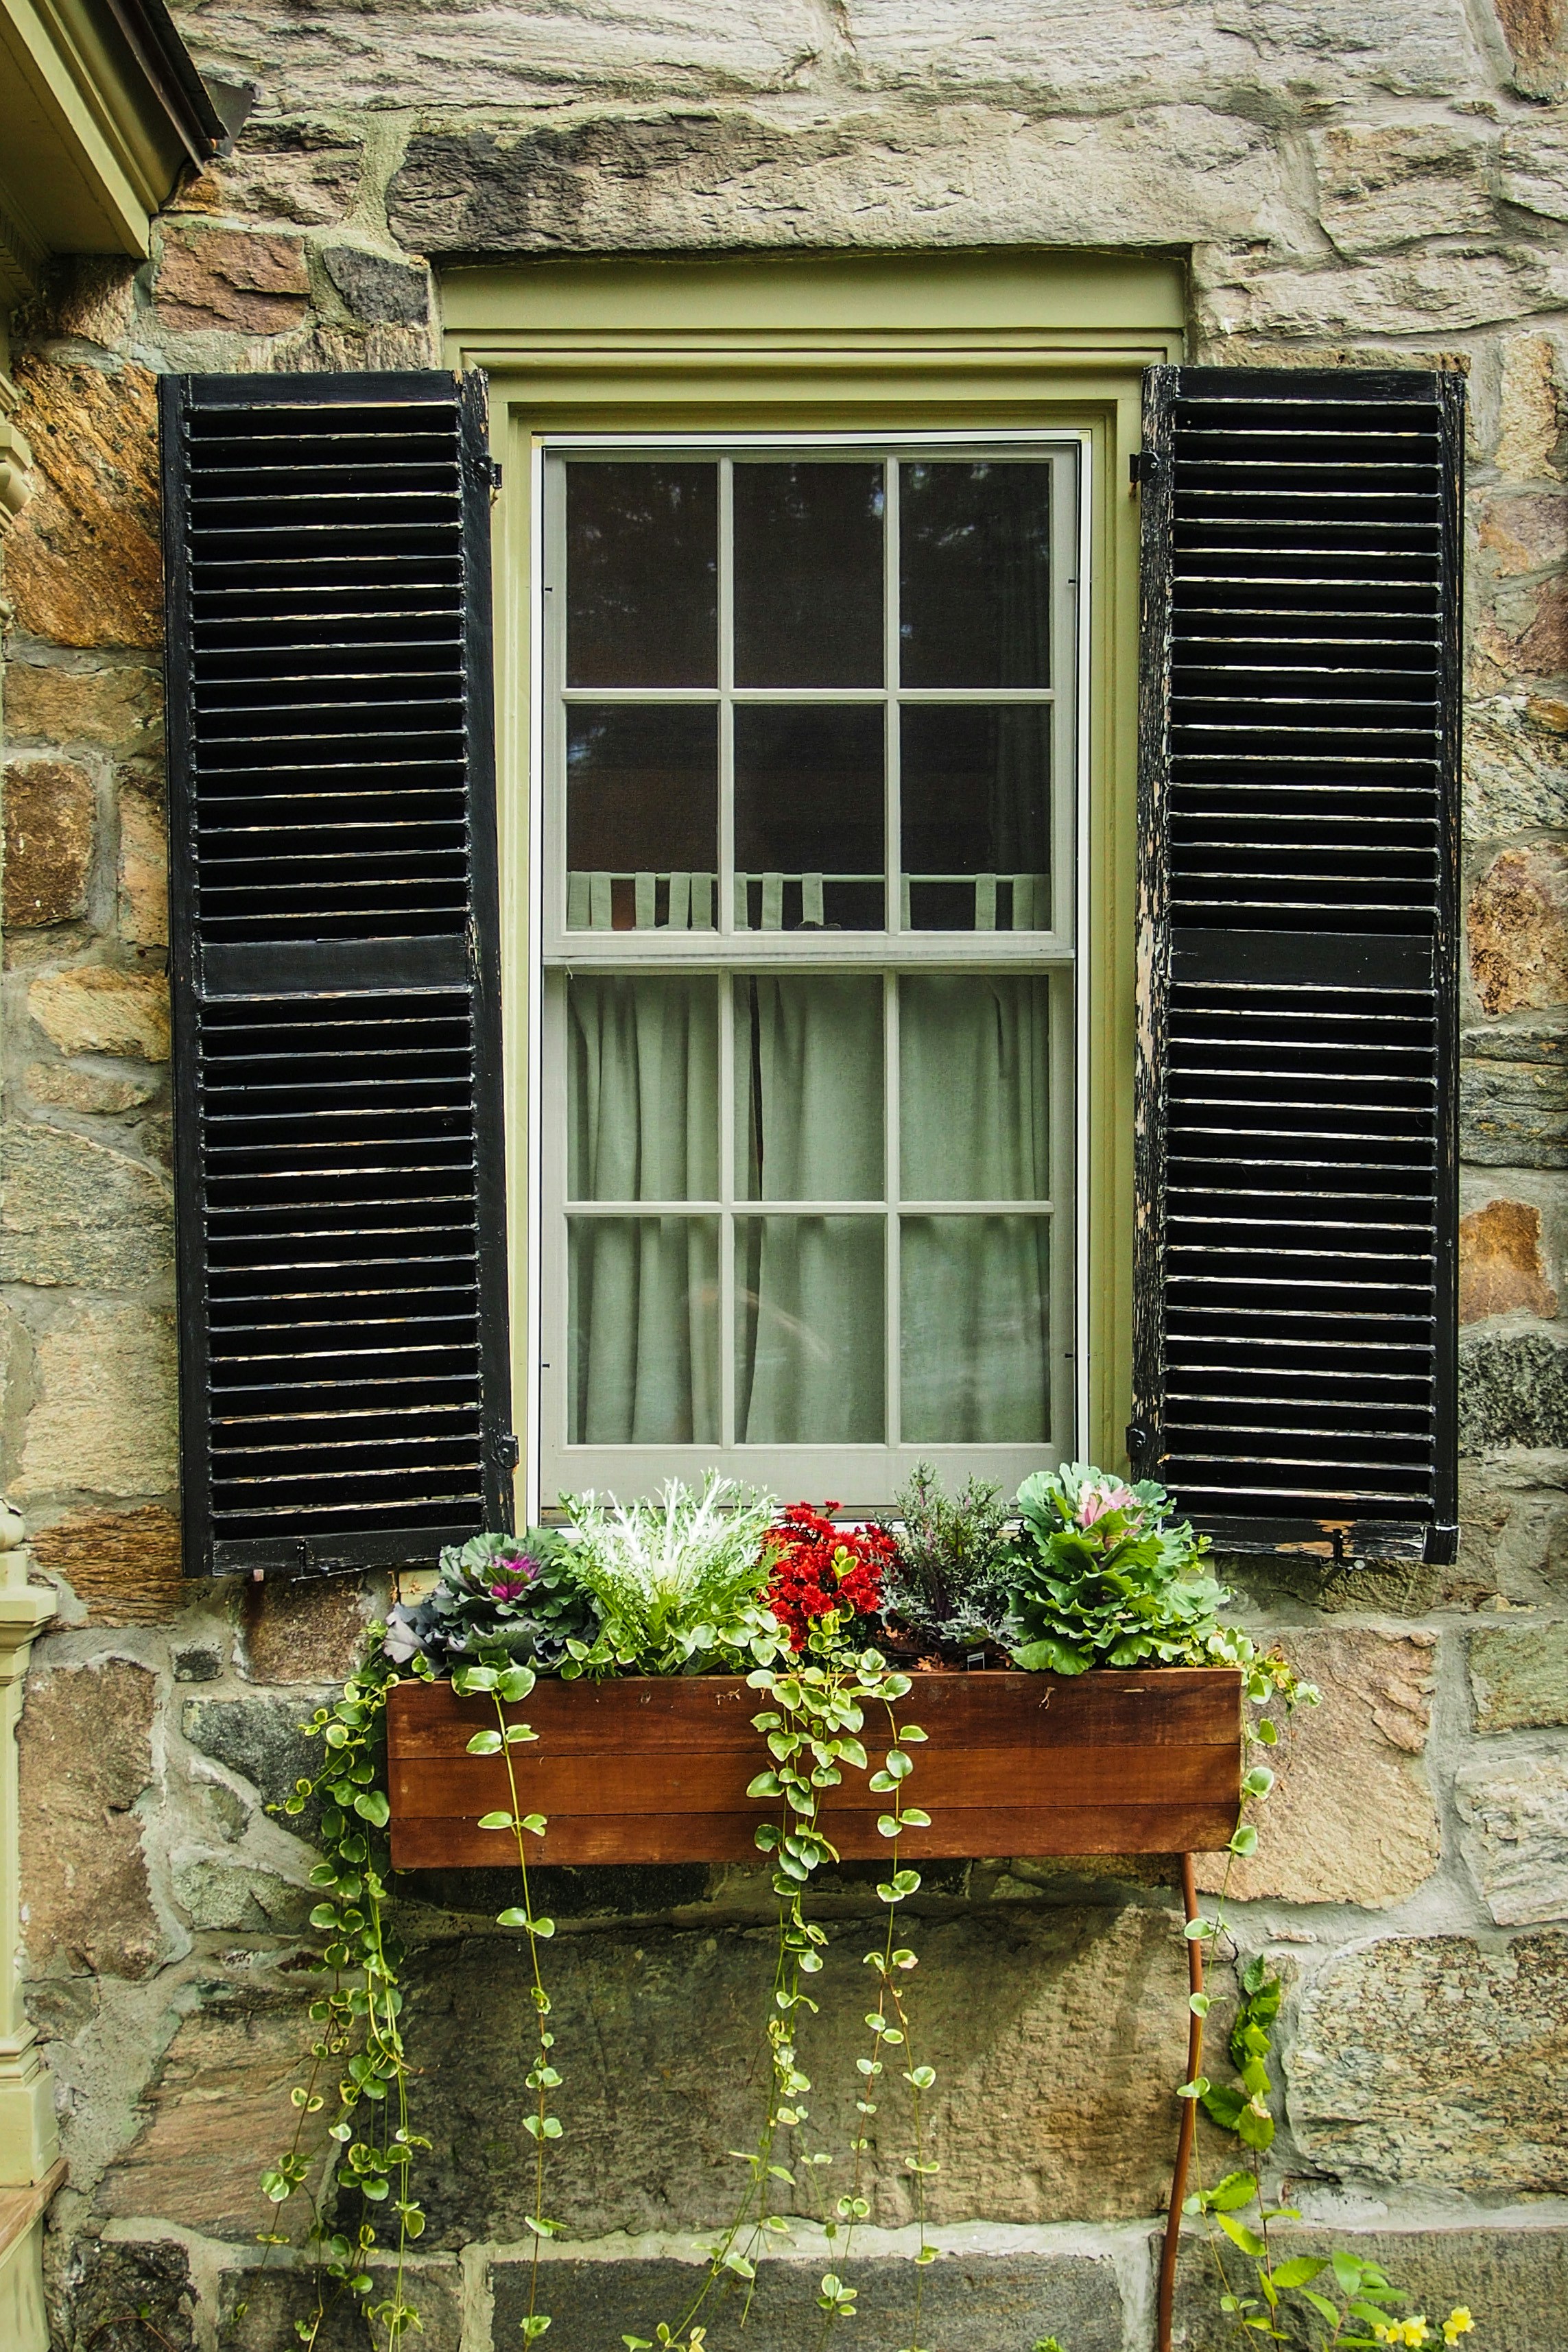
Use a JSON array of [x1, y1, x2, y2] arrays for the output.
[[537, 442, 1080, 1507]]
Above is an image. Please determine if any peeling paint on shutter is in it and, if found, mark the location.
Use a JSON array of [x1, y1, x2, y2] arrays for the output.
[[161, 371, 513, 1576], [1132, 366, 1461, 1565]]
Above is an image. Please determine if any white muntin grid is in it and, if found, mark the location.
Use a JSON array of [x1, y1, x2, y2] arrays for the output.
[[525, 429, 1091, 1514]]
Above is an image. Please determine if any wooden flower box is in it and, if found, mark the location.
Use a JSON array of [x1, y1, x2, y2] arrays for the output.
[[385, 1667, 1243, 1868]]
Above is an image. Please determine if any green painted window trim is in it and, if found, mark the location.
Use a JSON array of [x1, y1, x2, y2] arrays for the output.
[[442, 250, 1186, 1512]]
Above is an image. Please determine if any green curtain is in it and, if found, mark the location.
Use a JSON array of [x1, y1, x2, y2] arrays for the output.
[[567, 973, 1052, 1453]]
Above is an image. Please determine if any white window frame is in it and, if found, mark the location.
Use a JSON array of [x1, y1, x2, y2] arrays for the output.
[[528, 428, 1092, 1511]]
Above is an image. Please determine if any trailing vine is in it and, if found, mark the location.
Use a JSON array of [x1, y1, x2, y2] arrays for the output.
[[246, 1647, 426, 2349], [1175, 1653, 1480, 2352], [451, 1657, 561, 2344]]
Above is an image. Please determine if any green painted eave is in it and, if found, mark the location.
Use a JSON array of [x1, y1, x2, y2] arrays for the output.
[[0, 0, 221, 296]]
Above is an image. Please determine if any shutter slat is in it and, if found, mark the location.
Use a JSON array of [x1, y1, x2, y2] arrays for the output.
[[163, 370, 513, 1579], [1133, 364, 1460, 1565]]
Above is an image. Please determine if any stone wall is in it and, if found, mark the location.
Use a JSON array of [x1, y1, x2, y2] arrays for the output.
[[3, 2, 1568, 2346]]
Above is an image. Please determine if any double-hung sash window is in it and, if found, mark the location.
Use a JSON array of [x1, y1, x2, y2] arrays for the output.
[[536, 439, 1082, 1507]]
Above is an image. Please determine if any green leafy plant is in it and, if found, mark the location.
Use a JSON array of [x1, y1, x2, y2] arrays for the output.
[[452, 1655, 562, 2344], [560, 1473, 786, 1674], [881, 1462, 1013, 1656], [1006, 1462, 1229, 1674], [248, 1646, 427, 2350], [1175, 1659, 1478, 2352]]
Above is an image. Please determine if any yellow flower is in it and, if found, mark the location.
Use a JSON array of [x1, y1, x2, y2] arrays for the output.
[[1442, 2312, 1475, 2344], [1373, 2329, 1397, 2346], [1400, 2324, 1431, 2349]]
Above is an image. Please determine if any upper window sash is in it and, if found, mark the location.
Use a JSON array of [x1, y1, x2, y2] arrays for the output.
[[538, 436, 1081, 970]]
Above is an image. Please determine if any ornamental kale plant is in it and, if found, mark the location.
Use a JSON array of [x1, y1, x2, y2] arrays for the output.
[[561, 1473, 785, 1674], [881, 1462, 1014, 1656], [382, 1529, 600, 1674], [1006, 1461, 1230, 1674]]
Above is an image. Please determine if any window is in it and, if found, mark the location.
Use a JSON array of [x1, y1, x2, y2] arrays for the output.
[[159, 285, 1461, 1577], [536, 438, 1082, 1506]]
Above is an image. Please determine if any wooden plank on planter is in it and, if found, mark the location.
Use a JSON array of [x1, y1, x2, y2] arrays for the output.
[[385, 1669, 1244, 1867]]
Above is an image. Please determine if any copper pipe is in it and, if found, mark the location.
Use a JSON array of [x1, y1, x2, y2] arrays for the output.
[[1156, 1853, 1204, 2352]]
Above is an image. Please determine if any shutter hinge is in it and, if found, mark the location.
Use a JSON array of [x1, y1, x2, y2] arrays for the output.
[[1126, 1422, 1155, 1477], [1128, 450, 1157, 490], [488, 458, 503, 504], [495, 1431, 521, 1472]]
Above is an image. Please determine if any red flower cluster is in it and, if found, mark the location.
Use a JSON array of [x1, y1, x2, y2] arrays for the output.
[[764, 1502, 896, 1654]]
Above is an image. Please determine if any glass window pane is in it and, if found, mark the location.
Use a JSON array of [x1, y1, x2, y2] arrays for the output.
[[569, 1215, 719, 1444], [734, 462, 884, 687], [567, 462, 717, 687], [901, 1215, 1051, 1442], [569, 977, 717, 1202], [901, 975, 1052, 1201], [901, 706, 1052, 932], [735, 975, 883, 1201], [735, 706, 885, 932], [900, 461, 1052, 687], [566, 706, 717, 931], [735, 1216, 884, 1443]]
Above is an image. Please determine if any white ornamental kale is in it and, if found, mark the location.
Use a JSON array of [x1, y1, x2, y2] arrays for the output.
[[560, 1473, 785, 1676]]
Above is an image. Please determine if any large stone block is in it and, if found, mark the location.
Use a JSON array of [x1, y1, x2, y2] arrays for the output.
[[28, 966, 170, 1060], [1495, 0, 1568, 99], [1292, 1931, 1568, 2191], [1462, 699, 1567, 838], [218, 2261, 463, 2350], [97, 1989, 331, 2237], [1459, 1452, 1568, 1600], [62, 2238, 196, 2352], [182, 1690, 333, 1838], [29, 1502, 182, 1620], [1476, 490, 1568, 577], [11, 1300, 178, 1499], [1479, 573, 1568, 685], [492, 2248, 1124, 2352], [155, 225, 311, 335], [1471, 1618, 1568, 1727], [1459, 1197, 1557, 1321], [170, 1846, 313, 1934], [406, 1903, 1191, 2244], [1495, 331, 1566, 482], [2, 357, 161, 649], [238, 1572, 373, 1684], [25, 1062, 158, 1115], [17, 1654, 167, 1979], [154, 0, 822, 112], [117, 785, 169, 948], [1456, 1750, 1568, 1925], [848, 0, 1474, 104], [1460, 1327, 1568, 1451], [0, 1118, 171, 1287], [178, 119, 365, 226], [1213, 252, 1568, 344], [1461, 1025, 1568, 1167], [1174, 2222, 1568, 2352], [320, 246, 429, 324], [3, 658, 162, 754], [1469, 845, 1568, 1017], [1501, 121, 1568, 224], [1196, 1630, 1438, 1908], [1311, 123, 1493, 258], [387, 102, 1284, 261], [2, 757, 95, 926]]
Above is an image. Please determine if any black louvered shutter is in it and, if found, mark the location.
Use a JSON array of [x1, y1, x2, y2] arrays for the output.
[[161, 371, 513, 1578], [1132, 366, 1461, 1565]]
